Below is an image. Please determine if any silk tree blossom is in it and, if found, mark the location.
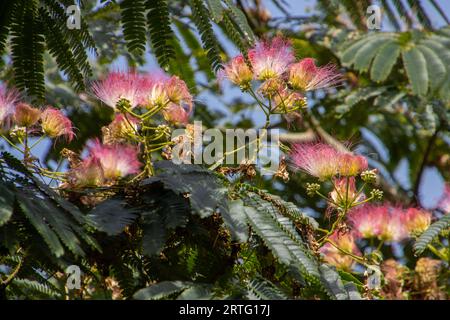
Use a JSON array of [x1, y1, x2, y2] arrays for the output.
[[40, 108, 75, 141], [348, 204, 409, 242], [165, 76, 193, 109], [290, 143, 340, 180], [403, 208, 431, 235], [88, 139, 141, 180], [437, 184, 450, 214], [379, 208, 408, 242], [320, 231, 361, 271], [103, 114, 140, 144], [219, 55, 253, 88], [248, 36, 295, 80], [69, 157, 105, 188], [138, 72, 171, 108], [163, 102, 192, 126], [290, 142, 368, 180], [272, 88, 307, 113], [0, 84, 20, 128], [329, 176, 364, 208], [338, 153, 368, 176], [348, 204, 387, 239], [92, 70, 147, 109], [288, 58, 341, 91], [13, 103, 41, 127]]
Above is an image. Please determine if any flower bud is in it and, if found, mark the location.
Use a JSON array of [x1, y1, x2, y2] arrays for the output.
[[13, 103, 41, 127], [361, 169, 378, 184], [306, 182, 320, 197]]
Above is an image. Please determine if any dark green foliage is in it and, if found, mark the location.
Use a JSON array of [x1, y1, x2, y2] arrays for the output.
[[190, 0, 222, 72], [120, 0, 147, 56], [10, 0, 45, 101], [0, 152, 99, 258], [414, 214, 450, 255], [145, 0, 176, 67]]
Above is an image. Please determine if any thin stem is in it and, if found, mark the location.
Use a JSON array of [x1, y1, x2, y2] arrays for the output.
[[30, 135, 46, 150], [427, 244, 447, 261], [0, 134, 23, 153], [325, 239, 366, 264]]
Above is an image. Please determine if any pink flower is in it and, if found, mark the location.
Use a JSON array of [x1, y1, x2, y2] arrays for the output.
[[348, 204, 409, 242], [92, 70, 146, 109], [338, 153, 368, 177], [248, 36, 295, 80], [379, 207, 408, 242], [329, 176, 363, 208], [289, 143, 340, 180], [348, 204, 386, 239], [163, 102, 192, 126], [289, 142, 368, 180], [138, 72, 171, 107], [103, 114, 140, 144], [272, 88, 306, 113], [403, 208, 431, 235], [69, 157, 105, 188], [165, 76, 193, 110], [0, 84, 20, 128], [14, 103, 41, 127], [437, 184, 450, 214], [288, 58, 341, 91], [87, 139, 141, 180], [219, 55, 253, 87], [320, 231, 361, 271], [40, 108, 75, 141]]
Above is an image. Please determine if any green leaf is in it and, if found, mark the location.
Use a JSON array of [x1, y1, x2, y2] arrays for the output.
[[10, 0, 45, 101], [247, 277, 288, 300], [206, 0, 224, 22], [414, 214, 450, 255], [402, 47, 428, 96], [228, 199, 249, 242], [177, 284, 213, 300], [120, 0, 147, 55], [150, 162, 226, 218], [11, 278, 62, 299], [223, 0, 256, 43], [344, 87, 388, 108], [353, 36, 391, 72], [87, 198, 139, 236], [340, 38, 368, 66], [319, 264, 351, 300], [0, 182, 14, 226], [142, 211, 167, 256], [190, 0, 222, 72], [340, 34, 388, 66], [133, 281, 193, 300], [370, 41, 401, 82], [146, 0, 176, 68], [417, 45, 446, 91], [17, 193, 65, 258]]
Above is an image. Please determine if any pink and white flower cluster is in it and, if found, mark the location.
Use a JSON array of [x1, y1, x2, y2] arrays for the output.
[[348, 204, 432, 242], [220, 36, 341, 112], [289, 142, 368, 180], [0, 83, 74, 141], [69, 139, 141, 187], [92, 70, 193, 126]]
